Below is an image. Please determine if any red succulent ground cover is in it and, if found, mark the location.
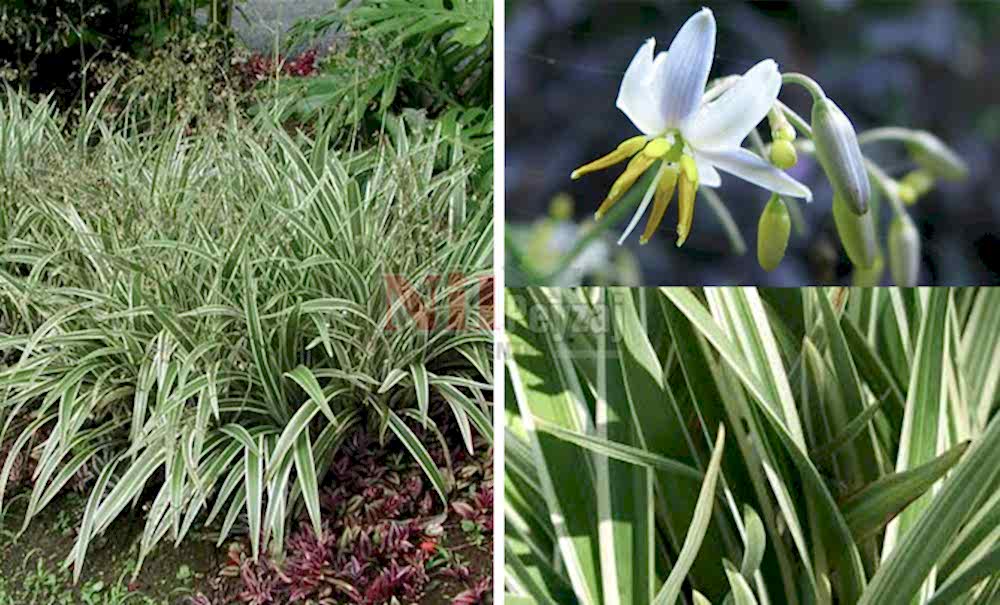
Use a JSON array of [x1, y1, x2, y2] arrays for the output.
[[196, 408, 493, 605]]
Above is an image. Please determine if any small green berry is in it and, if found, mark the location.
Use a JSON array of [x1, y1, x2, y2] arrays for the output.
[[770, 140, 798, 170]]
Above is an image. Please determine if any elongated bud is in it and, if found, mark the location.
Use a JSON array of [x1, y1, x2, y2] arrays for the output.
[[757, 194, 790, 271], [769, 140, 797, 170], [906, 131, 968, 181], [832, 194, 877, 269], [889, 215, 920, 286], [812, 97, 871, 214]]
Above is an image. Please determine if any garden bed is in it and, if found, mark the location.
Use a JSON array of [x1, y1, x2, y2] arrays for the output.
[[0, 410, 492, 605], [0, 2, 493, 603]]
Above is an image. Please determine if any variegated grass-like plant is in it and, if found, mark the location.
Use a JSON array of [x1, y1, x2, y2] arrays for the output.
[[506, 287, 999, 605], [0, 85, 493, 579]]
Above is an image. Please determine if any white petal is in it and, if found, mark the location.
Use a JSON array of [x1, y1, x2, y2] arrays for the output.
[[695, 156, 722, 187], [657, 8, 716, 128], [616, 39, 669, 135], [685, 59, 781, 151], [697, 148, 812, 200]]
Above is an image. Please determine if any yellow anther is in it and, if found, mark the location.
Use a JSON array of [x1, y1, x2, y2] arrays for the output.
[[594, 152, 658, 219], [642, 137, 671, 159], [680, 154, 698, 183], [676, 160, 698, 247], [640, 167, 679, 244], [571, 135, 647, 180]]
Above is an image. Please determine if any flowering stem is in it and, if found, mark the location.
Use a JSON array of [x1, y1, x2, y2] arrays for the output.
[[864, 158, 908, 218], [775, 100, 814, 138], [772, 102, 907, 220], [781, 73, 826, 102], [857, 127, 918, 146]]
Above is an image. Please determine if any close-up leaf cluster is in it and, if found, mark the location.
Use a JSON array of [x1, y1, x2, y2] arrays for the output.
[[505, 286, 999, 605]]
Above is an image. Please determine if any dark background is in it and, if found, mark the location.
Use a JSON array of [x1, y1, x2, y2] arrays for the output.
[[505, 0, 1000, 285]]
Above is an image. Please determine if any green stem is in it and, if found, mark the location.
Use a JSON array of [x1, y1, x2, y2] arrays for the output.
[[856, 127, 917, 146], [775, 100, 814, 138], [782, 73, 826, 103], [700, 188, 747, 255], [864, 158, 908, 218]]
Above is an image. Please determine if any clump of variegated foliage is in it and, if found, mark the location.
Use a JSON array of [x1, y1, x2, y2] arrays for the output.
[[506, 287, 999, 605], [0, 85, 492, 580]]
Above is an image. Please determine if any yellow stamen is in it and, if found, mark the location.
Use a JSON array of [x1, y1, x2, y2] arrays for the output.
[[680, 154, 698, 182], [571, 135, 647, 180], [595, 151, 657, 219], [676, 155, 699, 247], [639, 167, 679, 244], [641, 137, 671, 159]]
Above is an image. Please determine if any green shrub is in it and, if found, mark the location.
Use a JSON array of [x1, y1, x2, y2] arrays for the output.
[[0, 1, 239, 98], [0, 86, 493, 578], [278, 0, 492, 136]]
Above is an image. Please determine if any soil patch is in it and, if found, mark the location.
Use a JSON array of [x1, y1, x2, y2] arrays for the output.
[[0, 491, 224, 604]]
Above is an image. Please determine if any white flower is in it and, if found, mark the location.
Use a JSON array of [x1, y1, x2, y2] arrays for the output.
[[572, 8, 812, 246]]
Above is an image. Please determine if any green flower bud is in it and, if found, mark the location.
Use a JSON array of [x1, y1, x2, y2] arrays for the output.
[[897, 182, 918, 205], [769, 107, 796, 141], [889, 215, 920, 286], [833, 194, 877, 269], [773, 123, 797, 142], [852, 254, 884, 287], [757, 194, 791, 272], [769, 140, 798, 170], [549, 193, 574, 220], [906, 131, 968, 181], [901, 170, 935, 198], [812, 97, 871, 215]]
